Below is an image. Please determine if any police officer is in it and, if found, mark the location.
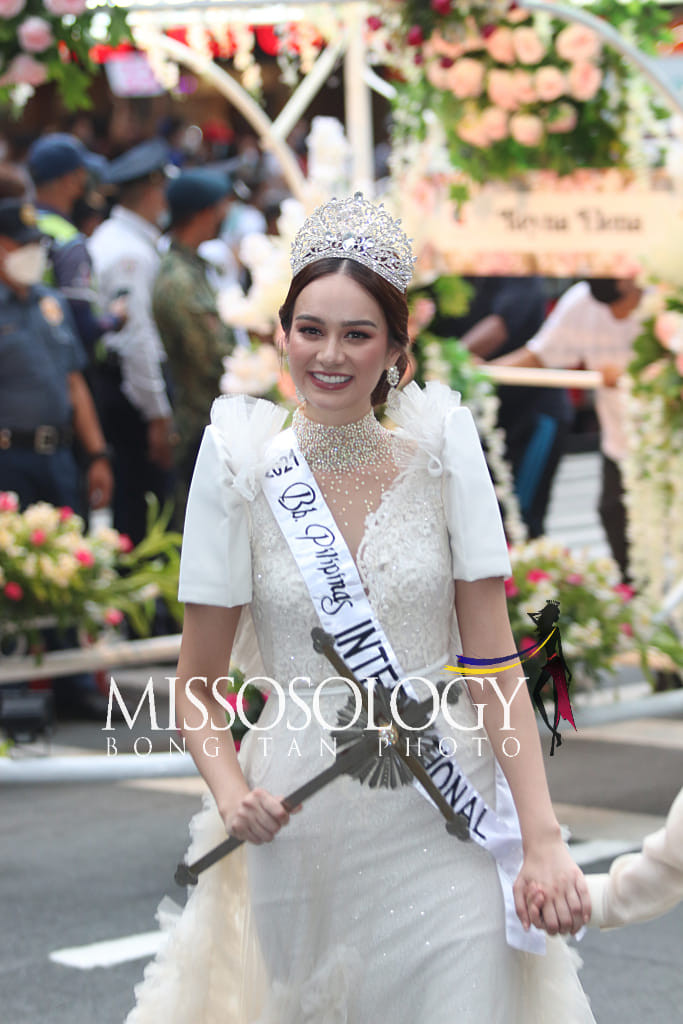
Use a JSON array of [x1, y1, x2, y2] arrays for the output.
[[152, 168, 236, 524], [0, 199, 113, 511], [0, 198, 115, 719], [88, 139, 175, 544], [26, 133, 125, 359]]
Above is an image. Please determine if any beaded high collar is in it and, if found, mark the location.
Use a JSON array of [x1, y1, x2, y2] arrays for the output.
[[292, 406, 391, 473]]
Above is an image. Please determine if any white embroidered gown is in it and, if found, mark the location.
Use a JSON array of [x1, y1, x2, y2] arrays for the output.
[[125, 382, 596, 1024]]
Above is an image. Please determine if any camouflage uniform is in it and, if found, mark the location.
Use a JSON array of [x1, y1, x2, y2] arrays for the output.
[[152, 239, 235, 519]]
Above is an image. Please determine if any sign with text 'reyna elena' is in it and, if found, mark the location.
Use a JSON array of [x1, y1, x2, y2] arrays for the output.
[[436, 185, 683, 282]]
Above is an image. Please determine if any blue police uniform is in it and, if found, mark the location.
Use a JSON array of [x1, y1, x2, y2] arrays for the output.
[[0, 281, 87, 510]]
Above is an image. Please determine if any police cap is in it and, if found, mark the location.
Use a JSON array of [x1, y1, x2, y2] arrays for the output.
[[0, 199, 45, 243], [107, 139, 171, 186], [167, 168, 231, 223], [27, 133, 108, 185]]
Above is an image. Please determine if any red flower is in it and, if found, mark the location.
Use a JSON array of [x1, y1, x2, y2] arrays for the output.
[[58, 506, 74, 521], [504, 577, 519, 597], [367, 15, 383, 31], [527, 569, 551, 583], [0, 492, 19, 513], [406, 25, 424, 46], [104, 608, 124, 626], [30, 528, 47, 546], [118, 534, 134, 554], [75, 548, 95, 568], [620, 622, 634, 637], [614, 583, 636, 601], [4, 581, 24, 601], [431, 0, 452, 13]]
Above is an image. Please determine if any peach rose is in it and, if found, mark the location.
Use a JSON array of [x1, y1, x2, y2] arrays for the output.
[[0, 0, 25, 16], [546, 101, 578, 133], [487, 69, 519, 111], [512, 69, 536, 105], [448, 57, 485, 99], [480, 106, 509, 142], [18, 16, 53, 53], [457, 113, 489, 148], [506, 5, 531, 24], [427, 30, 464, 62], [555, 24, 601, 63], [512, 26, 546, 65], [640, 358, 668, 383], [485, 26, 515, 65], [534, 66, 566, 102], [0, 53, 48, 85], [654, 311, 683, 353], [43, 0, 87, 13], [510, 113, 544, 147], [568, 62, 602, 102], [426, 60, 451, 91]]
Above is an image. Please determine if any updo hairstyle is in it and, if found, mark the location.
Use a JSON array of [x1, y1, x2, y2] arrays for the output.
[[279, 257, 410, 406]]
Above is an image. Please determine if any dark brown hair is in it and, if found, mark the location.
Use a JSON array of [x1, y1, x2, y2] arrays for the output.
[[278, 257, 410, 406]]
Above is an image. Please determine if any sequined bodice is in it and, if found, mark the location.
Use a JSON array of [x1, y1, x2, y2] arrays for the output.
[[248, 456, 455, 684]]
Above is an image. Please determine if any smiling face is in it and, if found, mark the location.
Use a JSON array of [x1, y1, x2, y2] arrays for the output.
[[285, 271, 398, 426]]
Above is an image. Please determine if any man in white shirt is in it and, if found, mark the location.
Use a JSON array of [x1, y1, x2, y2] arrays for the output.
[[88, 139, 175, 544], [492, 278, 642, 579]]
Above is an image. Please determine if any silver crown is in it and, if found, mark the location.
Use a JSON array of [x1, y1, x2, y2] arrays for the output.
[[290, 192, 415, 293]]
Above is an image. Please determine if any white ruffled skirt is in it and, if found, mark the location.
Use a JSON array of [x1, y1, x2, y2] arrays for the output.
[[125, 685, 596, 1024]]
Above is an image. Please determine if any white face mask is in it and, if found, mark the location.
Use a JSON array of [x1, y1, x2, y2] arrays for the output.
[[2, 243, 47, 287]]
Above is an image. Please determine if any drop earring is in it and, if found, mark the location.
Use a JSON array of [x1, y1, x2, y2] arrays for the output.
[[386, 364, 400, 391], [295, 385, 305, 404]]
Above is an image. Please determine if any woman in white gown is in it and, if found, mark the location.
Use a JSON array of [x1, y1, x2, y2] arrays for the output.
[[125, 194, 596, 1023]]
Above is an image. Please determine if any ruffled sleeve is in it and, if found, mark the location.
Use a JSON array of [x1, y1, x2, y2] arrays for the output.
[[388, 381, 511, 582], [178, 394, 288, 607]]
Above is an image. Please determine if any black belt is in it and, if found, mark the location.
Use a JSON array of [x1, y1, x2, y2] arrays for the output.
[[0, 425, 73, 454]]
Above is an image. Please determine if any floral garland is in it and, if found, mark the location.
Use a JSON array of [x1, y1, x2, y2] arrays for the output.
[[368, 0, 670, 181], [622, 287, 683, 637], [0, 0, 130, 109], [0, 492, 182, 652]]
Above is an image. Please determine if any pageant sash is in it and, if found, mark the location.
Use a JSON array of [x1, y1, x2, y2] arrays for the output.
[[261, 427, 545, 955]]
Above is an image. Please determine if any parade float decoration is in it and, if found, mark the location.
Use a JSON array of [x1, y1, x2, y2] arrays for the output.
[[0, 493, 181, 654], [0, 0, 130, 108]]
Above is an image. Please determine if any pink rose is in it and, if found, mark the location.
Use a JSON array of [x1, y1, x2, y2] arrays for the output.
[[0, 0, 25, 16], [568, 62, 602, 102], [614, 583, 636, 602], [118, 533, 134, 553], [546, 101, 578, 134], [4, 581, 24, 601], [487, 69, 518, 111], [456, 113, 489, 148], [18, 16, 53, 53], [447, 58, 485, 99], [59, 506, 73, 521], [104, 608, 125, 626], [504, 577, 519, 598], [566, 573, 584, 585], [534, 66, 566, 103], [75, 548, 95, 568], [511, 69, 536, 105], [0, 54, 48, 86], [0, 491, 19, 512], [512, 26, 546, 65], [43, 0, 87, 13], [620, 622, 634, 637], [654, 311, 683, 352], [510, 113, 544, 147], [526, 568, 551, 583], [485, 27, 515, 65], [480, 105, 508, 142], [30, 528, 47, 546], [676, 352, 683, 376], [555, 24, 601, 63]]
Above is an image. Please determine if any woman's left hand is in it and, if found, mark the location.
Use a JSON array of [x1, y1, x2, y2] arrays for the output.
[[514, 834, 591, 936]]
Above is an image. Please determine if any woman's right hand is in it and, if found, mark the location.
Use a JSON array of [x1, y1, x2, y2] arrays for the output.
[[222, 788, 295, 845]]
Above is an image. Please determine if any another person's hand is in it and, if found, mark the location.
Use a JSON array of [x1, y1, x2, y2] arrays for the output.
[[147, 416, 175, 470], [514, 834, 591, 936], [600, 362, 623, 387], [223, 787, 299, 845], [87, 456, 114, 509]]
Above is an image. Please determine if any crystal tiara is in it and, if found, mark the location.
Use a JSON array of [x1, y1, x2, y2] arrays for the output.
[[290, 192, 415, 293]]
